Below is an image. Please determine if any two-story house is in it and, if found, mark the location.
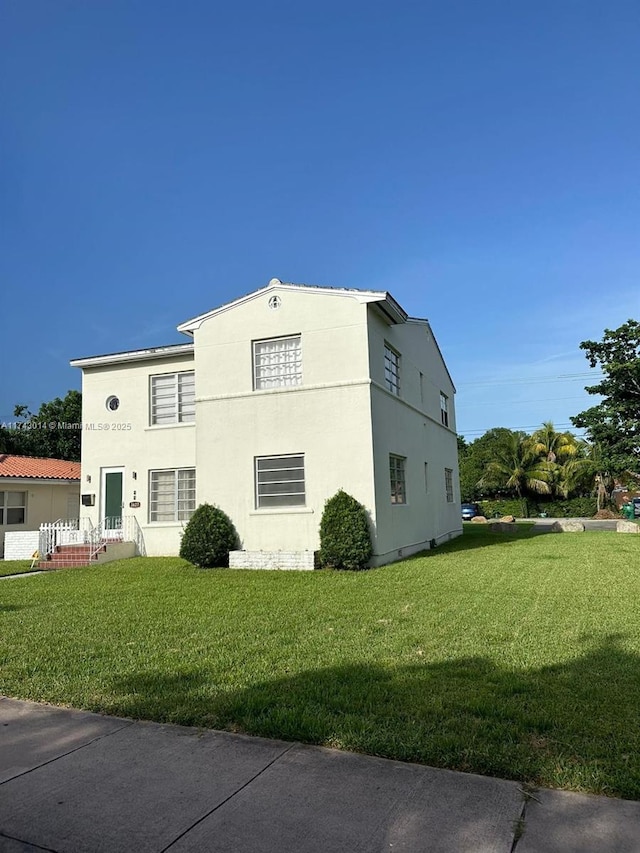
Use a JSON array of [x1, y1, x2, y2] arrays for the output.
[[71, 279, 461, 567]]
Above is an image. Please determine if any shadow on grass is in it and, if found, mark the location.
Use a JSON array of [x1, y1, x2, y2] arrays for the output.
[[104, 635, 640, 799], [398, 524, 545, 560]]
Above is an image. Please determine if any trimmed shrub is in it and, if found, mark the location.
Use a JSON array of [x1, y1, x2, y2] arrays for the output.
[[319, 490, 373, 571], [478, 499, 524, 519], [179, 503, 238, 568]]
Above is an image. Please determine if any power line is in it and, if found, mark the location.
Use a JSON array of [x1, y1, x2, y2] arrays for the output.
[[457, 373, 604, 388]]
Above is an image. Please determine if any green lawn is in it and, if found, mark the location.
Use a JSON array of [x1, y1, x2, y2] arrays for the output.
[[1, 524, 639, 799], [0, 560, 37, 577]]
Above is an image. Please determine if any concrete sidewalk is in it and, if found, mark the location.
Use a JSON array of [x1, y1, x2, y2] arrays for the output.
[[1, 698, 639, 852]]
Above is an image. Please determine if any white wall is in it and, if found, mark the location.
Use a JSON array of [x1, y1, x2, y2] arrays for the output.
[[194, 286, 376, 552], [367, 312, 461, 562], [79, 352, 196, 556]]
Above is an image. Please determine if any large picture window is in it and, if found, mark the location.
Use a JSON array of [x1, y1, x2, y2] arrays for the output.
[[149, 469, 196, 522], [255, 454, 305, 508], [150, 372, 195, 425], [253, 336, 302, 390], [0, 491, 26, 525], [389, 455, 406, 504]]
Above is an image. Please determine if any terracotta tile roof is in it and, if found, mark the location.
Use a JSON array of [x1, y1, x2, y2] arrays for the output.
[[0, 455, 81, 481]]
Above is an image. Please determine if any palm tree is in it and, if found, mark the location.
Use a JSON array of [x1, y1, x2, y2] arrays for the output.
[[530, 421, 580, 464], [561, 440, 611, 508], [478, 431, 553, 516]]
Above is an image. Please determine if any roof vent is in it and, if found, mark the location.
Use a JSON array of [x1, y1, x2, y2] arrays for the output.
[[268, 278, 281, 287]]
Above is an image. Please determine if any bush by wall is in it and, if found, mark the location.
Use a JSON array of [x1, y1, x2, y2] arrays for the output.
[[179, 503, 238, 568], [319, 490, 373, 571]]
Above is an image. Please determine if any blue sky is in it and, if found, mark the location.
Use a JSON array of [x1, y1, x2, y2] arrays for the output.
[[2, 1, 639, 440]]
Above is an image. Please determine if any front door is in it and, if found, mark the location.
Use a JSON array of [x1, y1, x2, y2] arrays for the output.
[[102, 468, 124, 539]]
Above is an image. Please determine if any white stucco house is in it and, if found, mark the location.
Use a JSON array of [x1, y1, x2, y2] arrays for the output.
[[71, 279, 461, 568]]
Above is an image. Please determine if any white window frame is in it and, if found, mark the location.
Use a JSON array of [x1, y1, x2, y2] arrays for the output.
[[0, 491, 27, 525], [384, 344, 401, 396], [149, 468, 196, 522], [150, 371, 195, 426], [445, 468, 454, 503], [440, 392, 449, 427], [253, 335, 302, 390], [255, 454, 305, 508], [389, 455, 407, 504]]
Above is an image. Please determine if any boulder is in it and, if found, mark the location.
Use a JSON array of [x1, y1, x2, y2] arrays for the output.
[[551, 521, 585, 533], [490, 522, 515, 533], [500, 515, 516, 523], [616, 520, 639, 534], [470, 516, 488, 524]]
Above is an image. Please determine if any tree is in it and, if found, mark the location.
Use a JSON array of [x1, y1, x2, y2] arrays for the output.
[[458, 428, 526, 501], [571, 320, 640, 478], [530, 421, 580, 465], [10, 391, 82, 461], [478, 431, 553, 516]]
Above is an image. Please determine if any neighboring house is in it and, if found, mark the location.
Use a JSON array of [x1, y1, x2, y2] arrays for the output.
[[0, 455, 81, 558], [71, 279, 461, 567]]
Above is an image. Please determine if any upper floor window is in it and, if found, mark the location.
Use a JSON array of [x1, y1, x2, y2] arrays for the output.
[[149, 468, 196, 522], [389, 455, 406, 504], [440, 392, 449, 427], [253, 335, 302, 390], [255, 454, 305, 508], [445, 468, 454, 502], [150, 371, 195, 425], [0, 491, 26, 525], [384, 344, 401, 396]]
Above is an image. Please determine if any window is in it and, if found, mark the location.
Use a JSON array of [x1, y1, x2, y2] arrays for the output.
[[384, 344, 401, 395], [253, 336, 302, 390], [389, 455, 406, 504], [255, 454, 305, 508], [445, 468, 454, 503], [440, 392, 449, 427], [150, 372, 195, 425], [0, 491, 26, 525], [149, 469, 196, 522]]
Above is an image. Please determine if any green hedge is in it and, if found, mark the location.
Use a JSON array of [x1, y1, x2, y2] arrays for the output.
[[478, 497, 599, 519]]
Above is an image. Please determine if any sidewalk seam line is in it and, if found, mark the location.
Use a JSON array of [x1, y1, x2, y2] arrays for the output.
[[0, 719, 134, 786], [0, 829, 61, 852], [159, 741, 299, 853]]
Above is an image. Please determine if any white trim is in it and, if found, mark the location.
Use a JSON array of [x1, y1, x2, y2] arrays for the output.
[[70, 344, 194, 369], [177, 282, 407, 333]]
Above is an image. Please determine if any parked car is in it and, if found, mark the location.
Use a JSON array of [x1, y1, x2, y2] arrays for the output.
[[633, 497, 640, 518], [461, 503, 481, 521]]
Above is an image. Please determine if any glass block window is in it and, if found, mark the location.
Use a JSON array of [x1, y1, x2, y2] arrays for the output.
[[253, 336, 302, 390], [150, 372, 195, 425], [445, 468, 454, 503], [149, 469, 196, 522], [384, 344, 401, 396], [389, 455, 406, 504], [255, 454, 305, 508]]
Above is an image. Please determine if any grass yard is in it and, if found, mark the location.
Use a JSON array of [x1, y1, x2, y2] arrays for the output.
[[1, 523, 640, 799], [0, 560, 37, 577]]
